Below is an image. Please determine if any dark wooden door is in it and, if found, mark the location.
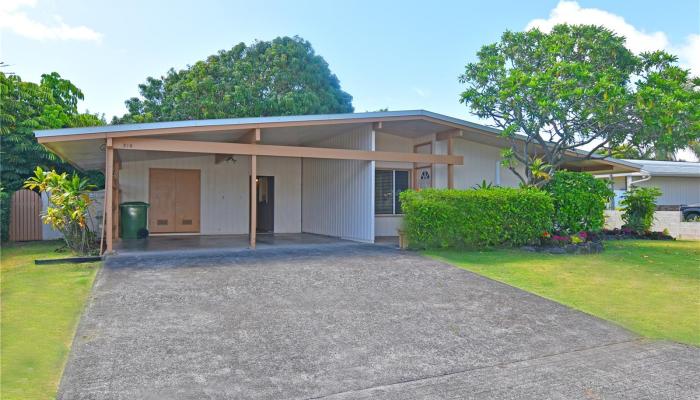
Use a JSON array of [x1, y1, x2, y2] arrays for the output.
[[256, 176, 274, 233]]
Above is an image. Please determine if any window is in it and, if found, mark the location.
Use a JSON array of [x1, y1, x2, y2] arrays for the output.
[[375, 169, 410, 215]]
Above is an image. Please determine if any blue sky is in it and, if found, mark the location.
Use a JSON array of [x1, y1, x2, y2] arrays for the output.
[[2, 0, 699, 123]]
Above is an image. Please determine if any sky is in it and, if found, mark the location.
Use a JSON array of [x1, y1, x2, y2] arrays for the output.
[[1, 0, 699, 126]]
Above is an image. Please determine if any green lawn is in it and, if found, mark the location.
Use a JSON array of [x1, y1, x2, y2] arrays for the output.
[[426, 240, 700, 346], [1, 241, 100, 400]]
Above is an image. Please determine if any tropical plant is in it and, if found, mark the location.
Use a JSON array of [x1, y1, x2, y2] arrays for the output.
[[689, 141, 700, 160], [543, 171, 614, 234], [0, 71, 104, 240], [620, 187, 662, 233], [528, 158, 552, 185], [0, 185, 8, 241], [24, 168, 98, 255], [471, 179, 494, 190], [460, 24, 700, 185], [114, 36, 353, 124]]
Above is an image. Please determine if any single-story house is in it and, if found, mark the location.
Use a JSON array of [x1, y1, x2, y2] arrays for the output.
[[35, 110, 638, 254], [605, 159, 700, 209]]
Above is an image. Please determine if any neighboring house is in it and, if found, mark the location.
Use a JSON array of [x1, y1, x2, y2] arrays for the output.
[[35, 110, 637, 253], [607, 160, 700, 209]]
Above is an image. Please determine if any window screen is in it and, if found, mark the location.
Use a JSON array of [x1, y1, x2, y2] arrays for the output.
[[375, 170, 394, 214], [394, 170, 409, 214], [375, 169, 410, 215]]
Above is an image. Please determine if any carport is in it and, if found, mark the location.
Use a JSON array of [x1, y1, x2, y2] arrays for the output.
[[35, 111, 465, 255], [114, 232, 354, 255]]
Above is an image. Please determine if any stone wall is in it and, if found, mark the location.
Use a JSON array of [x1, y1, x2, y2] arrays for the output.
[[605, 210, 700, 240]]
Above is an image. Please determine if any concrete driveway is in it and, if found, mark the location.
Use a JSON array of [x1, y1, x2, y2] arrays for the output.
[[59, 243, 699, 399]]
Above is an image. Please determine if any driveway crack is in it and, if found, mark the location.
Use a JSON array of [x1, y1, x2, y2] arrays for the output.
[[306, 338, 646, 399]]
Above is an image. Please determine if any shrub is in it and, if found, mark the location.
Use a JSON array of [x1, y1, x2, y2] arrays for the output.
[[0, 186, 9, 242], [543, 171, 613, 234], [399, 187, 553, 249], [24, 167, 99, 255], [620, 187, 662, 233]]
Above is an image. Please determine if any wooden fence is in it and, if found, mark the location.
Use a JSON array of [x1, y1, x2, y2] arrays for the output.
[[9, 189, 42, 241]]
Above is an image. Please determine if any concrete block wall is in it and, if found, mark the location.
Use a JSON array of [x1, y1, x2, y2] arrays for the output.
[[604, 210, 700, 240]]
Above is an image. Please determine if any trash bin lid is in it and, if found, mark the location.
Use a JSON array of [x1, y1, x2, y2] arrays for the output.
[[119, 201, 150, 207]]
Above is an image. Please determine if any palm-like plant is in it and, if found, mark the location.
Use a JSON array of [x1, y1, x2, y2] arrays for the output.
[[689, 141, 700, 160], [24, 167, 98, 254], [529, 158, 552, 186]]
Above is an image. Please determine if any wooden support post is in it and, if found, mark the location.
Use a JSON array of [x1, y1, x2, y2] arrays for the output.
[[105, 138, 114, 253], [447, 137, 454, 189], [250, 155, 257, 249], [113, 157, 120, 241]]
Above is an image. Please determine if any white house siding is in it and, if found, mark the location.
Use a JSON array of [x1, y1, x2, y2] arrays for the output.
[[119, 154, 301, 234], [302, 125, 374, 242], [257, 156, 302, 233], [452, 139, 521, 189], [372, 134, 522, 237], [634, 176, 700, 206]]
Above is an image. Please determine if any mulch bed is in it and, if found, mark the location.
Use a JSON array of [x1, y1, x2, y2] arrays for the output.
[[521, 241, 604, 255]]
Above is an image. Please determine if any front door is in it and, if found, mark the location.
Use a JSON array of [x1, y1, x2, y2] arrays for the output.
[[149, 168, 201, 233], [256, 176, 274, 233]]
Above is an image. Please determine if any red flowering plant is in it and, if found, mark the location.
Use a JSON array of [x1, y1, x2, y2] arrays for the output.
[[551, 234, 571, 246]]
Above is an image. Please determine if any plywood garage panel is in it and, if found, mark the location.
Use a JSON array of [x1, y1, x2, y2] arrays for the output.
[[148, 169, 177, 233], [149, 168, 200, 233], [174, 169, 201, 232]]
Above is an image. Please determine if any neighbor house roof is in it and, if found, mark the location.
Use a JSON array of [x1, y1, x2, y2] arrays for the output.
[[622, 159, 700, 177]]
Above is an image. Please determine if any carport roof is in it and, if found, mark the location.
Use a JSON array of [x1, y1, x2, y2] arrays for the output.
[[33, 109, 640, 174], [34, 110, 500, 138]]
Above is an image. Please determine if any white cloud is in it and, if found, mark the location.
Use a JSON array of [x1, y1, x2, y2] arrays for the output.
[[413, 87, 427, 97], [526, 1, 699, 75], [0, 0, 102, 42]]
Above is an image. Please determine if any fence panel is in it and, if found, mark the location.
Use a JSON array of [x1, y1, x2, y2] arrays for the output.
[[9, 189, 43, 241]]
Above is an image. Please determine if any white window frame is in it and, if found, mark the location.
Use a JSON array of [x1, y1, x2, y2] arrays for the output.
[[375, 169, 411, 216]]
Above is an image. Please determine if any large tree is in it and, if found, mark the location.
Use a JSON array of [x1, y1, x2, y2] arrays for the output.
[[0, 71, 104, 240], [459, 24, 700, 185], [1, 72, 104, 191], [114, 36, 353, 123]]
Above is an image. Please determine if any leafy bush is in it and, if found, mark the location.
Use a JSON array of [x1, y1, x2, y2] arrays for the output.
[[0, 186, 9, 241], [620, 187, 662, 233], [543, 171, 613, 234], [399, 188, 553, 249], [24, 167, 99, 255]]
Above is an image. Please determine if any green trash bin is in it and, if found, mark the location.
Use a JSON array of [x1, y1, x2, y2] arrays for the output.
[[119, 202, 150, 239]]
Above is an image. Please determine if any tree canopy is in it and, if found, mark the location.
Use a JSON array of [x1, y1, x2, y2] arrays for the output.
[[0, 71, 104, 192], [114, 36, 353, 123], [460, 24, 700, 184]]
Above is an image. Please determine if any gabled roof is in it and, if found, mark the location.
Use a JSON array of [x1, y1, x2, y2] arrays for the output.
[[622, 159, 700, 177], [33, 109, 639, 174], [34, 110, 501, 138]]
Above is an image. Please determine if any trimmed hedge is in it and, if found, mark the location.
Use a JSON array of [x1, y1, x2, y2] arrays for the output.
[[399, 188, 553, 249]]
